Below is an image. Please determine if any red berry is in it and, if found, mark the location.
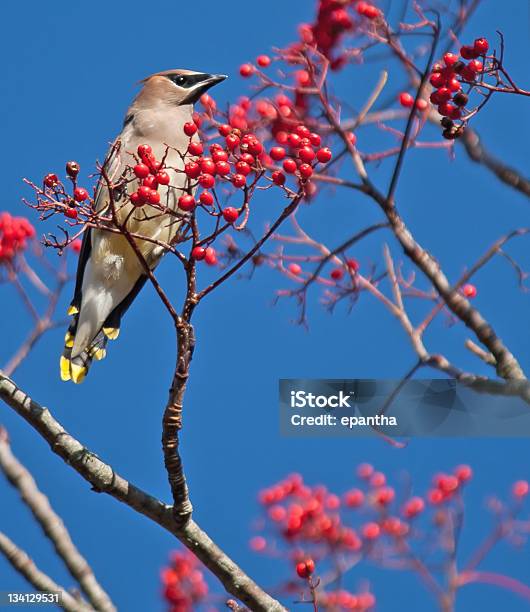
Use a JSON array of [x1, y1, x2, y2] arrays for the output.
[[438, 102, 457, 117], [443, 52, 459, 67], [316, 147, 332, 163], [295, 125, 311, 138], [256, 54, 271, 67], [272, 170, 286, 185], [460, 45, 479, 60], [270, 146, 286, 161], [240, 153, 255, 165], [134, 163, 150, 179], [454, 465, 473, 482], [416, 99, 428, 111], [218, 124, 231, 136], [447, 78, 461, 92], [204, 246, 217, 265], [44, 173, 59, 188], [330, 267, 344, 280], [288, 133, 302, 148], [460, 66, 477, 81], [288, 263, 302, 275], [344, 488, 364, 507], [239, 63, 254, 77], [70, 239, 82, 253], [361, 522, 380, 540], [283, 158, 297, 174], [309, 133, 321, 148], [215, 161, 231, 175], [222, 207, 239, 223], [142, 175, 158, 190], [403, 497, 425, 518], [65, 161, 80, 178], [235, 161, 251, 176], [130, 192, 142, 206], [298, 163, 313, 179], [468, 59, 483, 73], [156, 171, 170, 185], [247, 139, 263, 156], [298, 146, 315, 163], [212, 149, 229, 163], [73, 187, 89, 202], [183, 122, 198, 137], [437, 87, 452, 101], [147, 189, 160, 204], [64, 207, 78, 219], [198, 174, 215, 189], [185, 162, 201, 179], [513, 480, 529, 498], [199, 191, 214, 206], [188, 141, 204, 156], [347, 258, 359, 272], [200, 158, 217, 175], [191, 246, 206, 260], [137, 144, 152, 159], [399, 92, 415, 108], [357, 2, 380, 19], [428, 489, 444, 505], [178, 194, 195, 211], [137, 186, 152, 202], [462, 283, 477, 298], [225, 134, 240, 150], [473, 37, 489, 54], [430, 72, 446, 88], [232, 174, 246, 188], [296, 559, 315, 579]]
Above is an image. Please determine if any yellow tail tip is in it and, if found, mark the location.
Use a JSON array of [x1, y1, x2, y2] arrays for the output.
[[60, 356, 71, 382], [64, 332, 74, 348], [67, 305, 79, 316], [103, 327, 120, 340], [91, 348, 107, 361], [70, 363, 87, 384]]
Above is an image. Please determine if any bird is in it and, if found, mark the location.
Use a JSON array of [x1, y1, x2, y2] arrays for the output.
[[60, 69, 227, 383]]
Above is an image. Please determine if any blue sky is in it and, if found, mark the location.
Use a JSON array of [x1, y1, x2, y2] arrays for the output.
[[1, 1, 530, 610]]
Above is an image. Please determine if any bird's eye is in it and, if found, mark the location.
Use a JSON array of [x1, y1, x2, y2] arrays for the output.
[[175, 75, 187, 86]]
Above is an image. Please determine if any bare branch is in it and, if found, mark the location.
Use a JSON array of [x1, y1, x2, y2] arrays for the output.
[[0, 428, 115, 612]]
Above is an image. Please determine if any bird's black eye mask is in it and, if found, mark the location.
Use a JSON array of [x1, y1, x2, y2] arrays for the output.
[[167, 73, 208, 89]]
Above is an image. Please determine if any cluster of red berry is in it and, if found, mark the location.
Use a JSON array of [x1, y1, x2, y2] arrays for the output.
[[43, 161, 90, 220], [131, 145, 171, 207], [161, 550, 209, 612], [0, 212, 35, 263], [429, 37, 490, 139], [251, 463, 529, 602]]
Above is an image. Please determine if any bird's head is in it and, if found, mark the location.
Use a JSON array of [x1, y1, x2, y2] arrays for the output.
[[139, 69, 227, 106]]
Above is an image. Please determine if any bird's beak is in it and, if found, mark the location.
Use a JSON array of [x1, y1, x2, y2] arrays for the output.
[[204, 74, 228, 86], [182, 73, 227, 105]]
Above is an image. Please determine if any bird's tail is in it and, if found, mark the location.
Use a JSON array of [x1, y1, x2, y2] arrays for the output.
[[59, 274, 146, 383], [59, 303, 120, 384]]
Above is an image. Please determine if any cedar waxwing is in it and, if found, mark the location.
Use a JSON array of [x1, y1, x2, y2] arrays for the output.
[[60, 69, 227, 383]]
